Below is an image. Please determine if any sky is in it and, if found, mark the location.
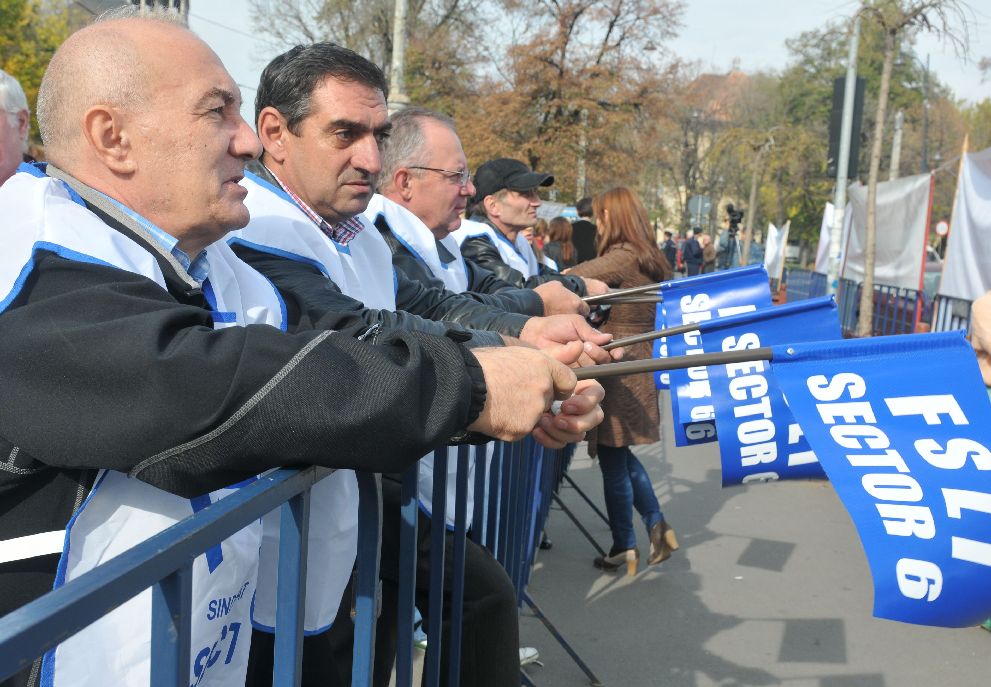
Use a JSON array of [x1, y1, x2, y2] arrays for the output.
[[188, 0, 991, 127]]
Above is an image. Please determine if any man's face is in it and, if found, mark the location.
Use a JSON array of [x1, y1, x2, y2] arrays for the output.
[[405, 120, 475, 238], [0, 108, 28, 186], [125, 31, 261, 249], [278, 77, 388, 224], [489, 187, 541, 234]]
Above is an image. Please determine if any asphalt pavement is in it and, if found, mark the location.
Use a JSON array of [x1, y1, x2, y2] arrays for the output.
[[518, 392, 990, 687]]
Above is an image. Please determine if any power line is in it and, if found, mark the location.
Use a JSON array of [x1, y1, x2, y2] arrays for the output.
[[189, 12, 259, 41]]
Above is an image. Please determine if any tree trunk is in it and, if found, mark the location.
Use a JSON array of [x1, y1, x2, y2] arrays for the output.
[[741, 148, 762, 265], [855, 29, 896, 337]]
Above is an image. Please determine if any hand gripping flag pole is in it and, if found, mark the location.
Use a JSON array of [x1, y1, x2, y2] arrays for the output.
[[602, 321, 702, 351]]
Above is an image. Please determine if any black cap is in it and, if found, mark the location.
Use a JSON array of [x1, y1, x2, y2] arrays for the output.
[[472, 158, 554, 204], [692, 226, 703, 234]]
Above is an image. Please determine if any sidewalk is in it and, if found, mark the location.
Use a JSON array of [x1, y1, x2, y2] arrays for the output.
[[519, 392, 989, 686]]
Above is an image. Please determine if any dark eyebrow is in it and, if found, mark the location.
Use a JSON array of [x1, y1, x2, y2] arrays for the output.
[[325, 119, 393, 136], [196, 87, 239, 110]]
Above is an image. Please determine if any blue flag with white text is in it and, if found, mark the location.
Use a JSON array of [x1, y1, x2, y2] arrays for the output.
[[652, 303, 669, 389], [662, 265, 773, 446], [770, 331, 991, 627], [699, 297, 840, 485]]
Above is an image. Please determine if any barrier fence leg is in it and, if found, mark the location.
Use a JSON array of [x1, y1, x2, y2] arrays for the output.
[[273, 489, 312, 687], [424, 449, 448, 687], [352, 473, 382, 687], [551, 493, 607, 557], [395, 467, 419, 687], [523, 593, 604, 687], [446, 445, 471, 687], [560, 472, 612, 528], [150, 563, 192, 687], [485, 443, 503, 554]]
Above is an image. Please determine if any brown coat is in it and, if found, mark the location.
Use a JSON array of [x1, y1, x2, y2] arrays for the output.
[[568, 243, 670, 449]]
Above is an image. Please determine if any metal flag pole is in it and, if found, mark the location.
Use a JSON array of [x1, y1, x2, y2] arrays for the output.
[[582, 282, 663, 304], [576, 348, 774, 380], [602, 321, 702, 351]]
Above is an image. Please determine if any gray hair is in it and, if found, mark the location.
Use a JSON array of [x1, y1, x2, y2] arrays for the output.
[[379, 107, 457, 192], [36, 6, 185, 159], [0, 69, 29, 152]]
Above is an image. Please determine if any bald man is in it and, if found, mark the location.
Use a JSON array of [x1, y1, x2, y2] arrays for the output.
[[0, 10, 589, 687]]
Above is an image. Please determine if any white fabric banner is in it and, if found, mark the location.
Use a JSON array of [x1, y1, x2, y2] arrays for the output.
[[841, 173, 931, 290], [763, 220, 790, 281], [938, 147, 991, 301], [815, 202, 833, 273]]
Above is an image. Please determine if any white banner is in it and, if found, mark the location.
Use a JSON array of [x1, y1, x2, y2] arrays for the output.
[[815, 202, 833, 273], [764, 220, 789, 281], [938, 147, 991, 301], [841, 173, 931, 290]]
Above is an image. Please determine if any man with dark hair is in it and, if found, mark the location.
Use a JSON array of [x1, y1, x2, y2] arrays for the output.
[[230, 42, 607, 687], [572, 195, 597, 264], [684, 226, 704, 276], [454, 160, 608, 295], [1, 13, 584, 687], [660, 229, 678, 271]]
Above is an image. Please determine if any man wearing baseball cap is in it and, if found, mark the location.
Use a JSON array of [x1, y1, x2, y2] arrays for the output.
[[452, 158, 607, 295]]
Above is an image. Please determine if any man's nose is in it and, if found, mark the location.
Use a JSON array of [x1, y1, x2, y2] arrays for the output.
[[352, 135, 382, 175], [232, 116, 262, 160]]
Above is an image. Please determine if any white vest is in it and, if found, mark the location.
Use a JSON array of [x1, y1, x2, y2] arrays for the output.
[[363, 194, 469, 293], [452, 218, 541, 280], [235, 172, 396, 633], [0, 169, 282, 687], [364, 196, 488, 529]]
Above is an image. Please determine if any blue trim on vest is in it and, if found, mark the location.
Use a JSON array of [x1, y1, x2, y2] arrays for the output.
[[393, 268, 399, 295], [243, 169, 294, 205], [40, 470, 111, 687], [255, 273, 289, 332], [1, 242, 120, 314], [387, 224, 431, 268], [18, 162, 86, 205], [491, 228, 528, 262], [202, 279, 239, 325], [226, 237, 330, 278]]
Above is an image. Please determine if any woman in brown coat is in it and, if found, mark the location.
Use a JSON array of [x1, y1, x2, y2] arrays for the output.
[[567, 187, 678, 575]]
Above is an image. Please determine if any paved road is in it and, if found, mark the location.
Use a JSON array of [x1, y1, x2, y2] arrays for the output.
[[519, 392, 989, 687]]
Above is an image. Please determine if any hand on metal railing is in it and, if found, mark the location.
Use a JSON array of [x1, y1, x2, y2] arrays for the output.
[[532, 281, 590, 316]]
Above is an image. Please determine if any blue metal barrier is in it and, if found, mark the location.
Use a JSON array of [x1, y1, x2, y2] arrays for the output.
[[929, 293, 973, 334], [0, 466, 382, 687], [1, 436, 589, 687], [784, 268, 828, 302]]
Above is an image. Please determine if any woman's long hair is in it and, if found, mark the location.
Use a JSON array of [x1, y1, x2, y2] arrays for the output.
[[546, 216, 574, 265], [593, 187, 670, 282]]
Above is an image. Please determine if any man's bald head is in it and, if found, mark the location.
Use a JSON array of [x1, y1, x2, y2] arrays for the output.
[[36, 9, 187, 166]]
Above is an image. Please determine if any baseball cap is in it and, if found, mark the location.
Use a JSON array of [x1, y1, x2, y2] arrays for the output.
[[472, 158, 554, 204]]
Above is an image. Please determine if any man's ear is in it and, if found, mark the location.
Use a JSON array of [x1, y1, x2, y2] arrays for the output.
[[483, 194, 499, 220], [257, 106, 290, 164], [81, 105, 135, 174], [15, 110, 29, 144], [396, 168, 415, 201]]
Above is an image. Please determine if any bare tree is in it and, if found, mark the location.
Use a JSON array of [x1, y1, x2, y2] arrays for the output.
[[855, 0, 970, 337]]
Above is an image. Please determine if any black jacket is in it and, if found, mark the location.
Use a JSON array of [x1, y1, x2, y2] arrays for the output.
[[0, 180, 486, 631], [373, 213, 544, 316], [459, 216, 588, 294], [683, 237, 703, 266], [571, 219, 597, 264]]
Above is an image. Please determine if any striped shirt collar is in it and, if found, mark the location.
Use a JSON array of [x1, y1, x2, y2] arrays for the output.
[[262, 164, 364, 246]]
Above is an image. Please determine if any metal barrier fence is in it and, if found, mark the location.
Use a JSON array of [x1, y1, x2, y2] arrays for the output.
[[929, 293, 973, 334], [0, 438, 577, 687], [784, 269, 828, 302], [836, 278, 925, 337]]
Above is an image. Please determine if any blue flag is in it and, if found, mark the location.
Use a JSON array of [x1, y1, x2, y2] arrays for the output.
[[661, 265, 773, 446], [652, 303, 669, 389], [770, 331, 991, 627], [698, 297, 840, 485]]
